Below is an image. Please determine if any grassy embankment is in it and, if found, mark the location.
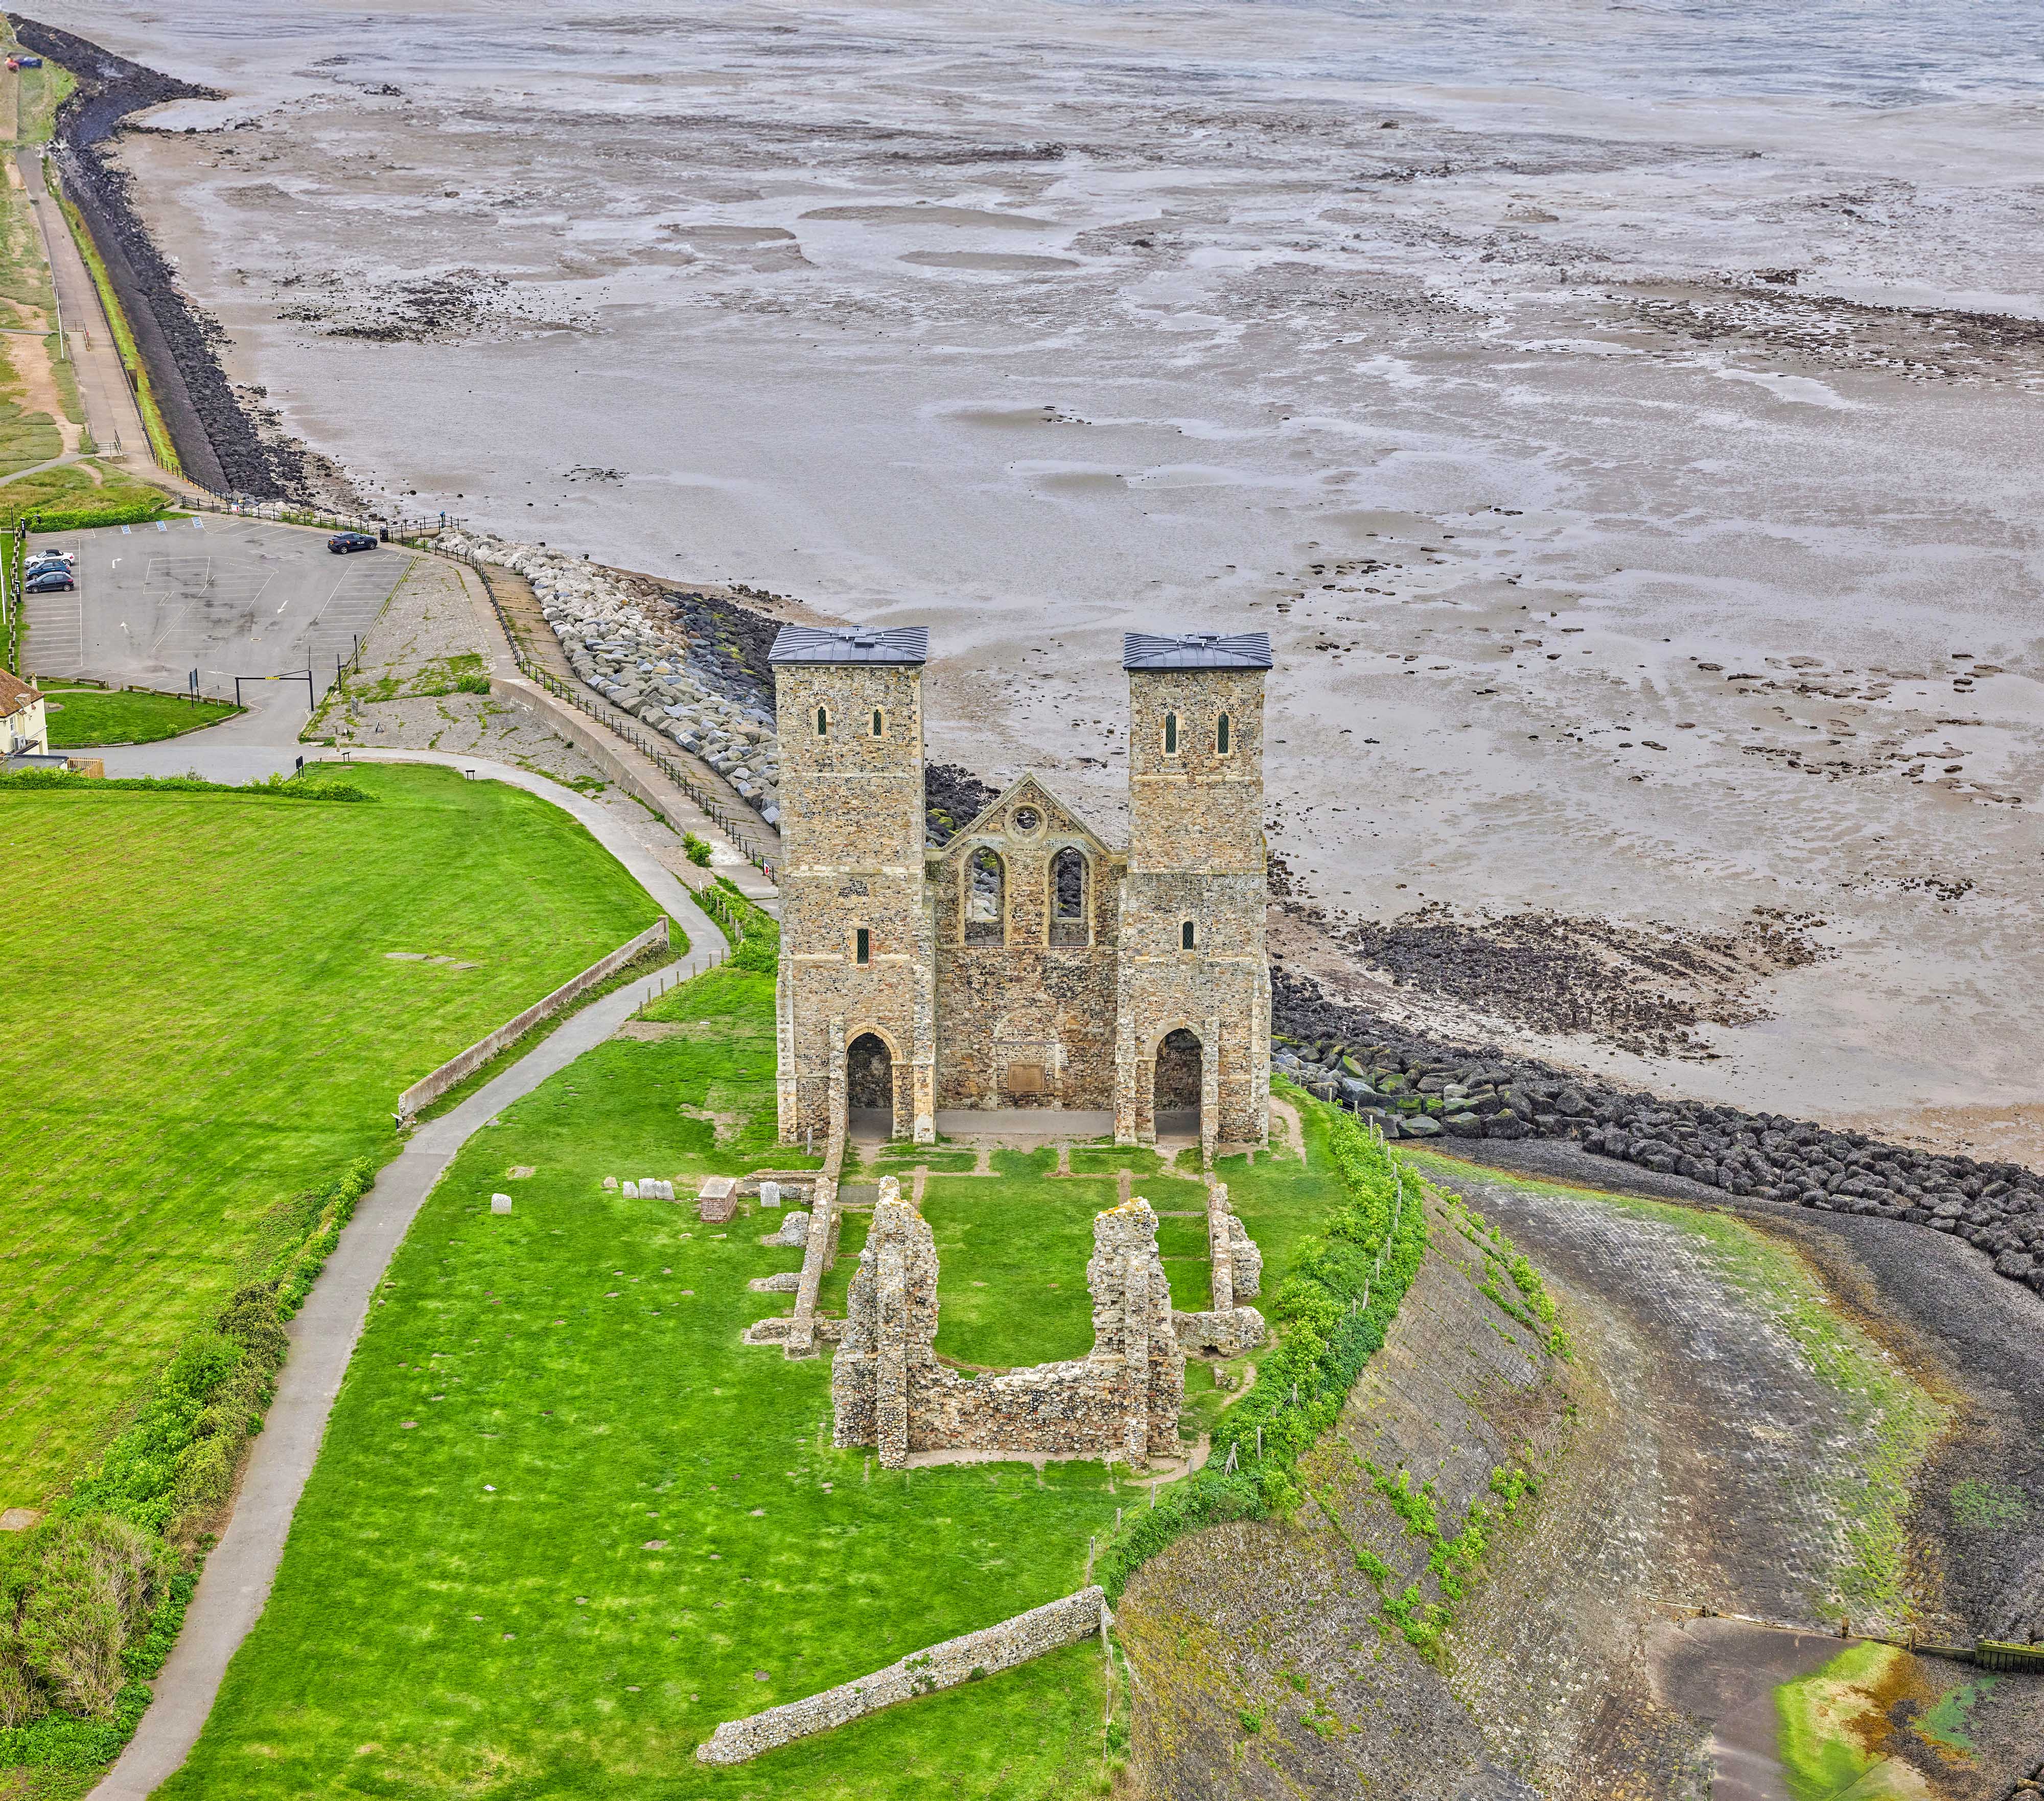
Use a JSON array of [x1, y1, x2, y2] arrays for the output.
[[157, 1017, 1422, 1798], [0, 762, 668, 1791], [0, 762, 661, 1512], [50, 191, 177, 479], [39, 685, 239, 745], [0, 42, 170, 563]]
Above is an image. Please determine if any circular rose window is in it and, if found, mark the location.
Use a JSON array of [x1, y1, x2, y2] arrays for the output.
[[1012, 806, 1041, 833]]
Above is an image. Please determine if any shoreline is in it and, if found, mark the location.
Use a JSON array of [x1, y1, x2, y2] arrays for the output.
[[25, 15, 2044, 1162], [11, 14, 293, 496]]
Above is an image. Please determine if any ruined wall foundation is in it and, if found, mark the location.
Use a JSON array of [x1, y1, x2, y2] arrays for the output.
[[831, 1185, 1185, 1465]]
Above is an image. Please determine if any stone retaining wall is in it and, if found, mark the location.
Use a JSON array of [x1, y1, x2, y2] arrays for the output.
[[395, 917, 668, 1119], [696, 1586, 1107, 1766]]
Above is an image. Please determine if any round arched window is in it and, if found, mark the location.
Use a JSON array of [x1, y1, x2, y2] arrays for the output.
[[1012, 806, 1041, 834]]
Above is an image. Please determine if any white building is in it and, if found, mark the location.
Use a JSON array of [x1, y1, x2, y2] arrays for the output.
[[0, 669, 47, 759]]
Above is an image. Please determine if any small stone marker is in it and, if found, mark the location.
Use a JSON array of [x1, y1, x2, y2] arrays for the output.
[[623, 1181, 641, 1199], [491, 1194, 512, 1215], [759, 1181, 781, 1208], [603, 1177, 618, 1190]]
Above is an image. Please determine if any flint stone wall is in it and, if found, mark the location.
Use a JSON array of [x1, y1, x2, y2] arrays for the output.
[[696, 1586, 1107, 1766], [833, 1192, 1183, 1464], [1172, 1304, 1268, 1357]]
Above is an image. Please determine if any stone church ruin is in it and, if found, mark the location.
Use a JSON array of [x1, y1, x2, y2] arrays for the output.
[[750, 623, 1279, 1465], [768, 625, 1274, 1163]]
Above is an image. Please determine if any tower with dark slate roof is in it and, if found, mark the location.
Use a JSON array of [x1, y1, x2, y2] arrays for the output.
[[1114, 632, 1272, 1153], [769, 626, 937, 1144]]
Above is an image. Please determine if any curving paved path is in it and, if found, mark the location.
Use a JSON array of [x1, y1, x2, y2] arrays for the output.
[[88, 760, 728, 1800]]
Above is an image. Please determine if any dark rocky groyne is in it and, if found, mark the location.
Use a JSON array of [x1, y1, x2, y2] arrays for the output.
[[1272, 968, 2044, 1303], [12, 15, 300, 497]]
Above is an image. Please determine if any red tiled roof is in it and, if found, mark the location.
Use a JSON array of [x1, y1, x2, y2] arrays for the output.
[[0, 668, 40, 715]]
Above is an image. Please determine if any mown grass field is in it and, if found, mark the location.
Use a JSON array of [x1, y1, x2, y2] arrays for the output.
[[159, 965, 1123, 1801], [0, 762, 660, 1511], [41, 686, 239, 746]]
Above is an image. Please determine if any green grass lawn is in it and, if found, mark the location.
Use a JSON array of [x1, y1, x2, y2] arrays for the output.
[[0, 762, 661, 1511], [920, 1165, 1119, 1367], [41, 686, 240, 747], [158, 965, 1119, 1801]]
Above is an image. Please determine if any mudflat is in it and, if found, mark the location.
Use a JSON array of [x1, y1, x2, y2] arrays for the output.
[[50, 0, 2044, 1154]]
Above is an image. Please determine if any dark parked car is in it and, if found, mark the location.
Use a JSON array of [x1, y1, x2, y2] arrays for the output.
[[24, 567, 75, 592], [328, 531, 378, 554]]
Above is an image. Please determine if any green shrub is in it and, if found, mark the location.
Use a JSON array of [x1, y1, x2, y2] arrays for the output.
[[1096, 1102, 1426, 1598], [0, 770, 371, 802], [454, 672, 492, 695], [714, 876, 780, 974], [6, 1514, 170, 1720], [683, 832, 713, 868]]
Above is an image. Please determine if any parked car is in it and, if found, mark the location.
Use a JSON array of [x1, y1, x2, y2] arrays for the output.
[[26, 549, 75, 568], [327, 531, 378, 554], [24, 567, 75, 592]]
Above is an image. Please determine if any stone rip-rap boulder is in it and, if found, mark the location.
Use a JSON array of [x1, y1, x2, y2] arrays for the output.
[[435, 529, 783, 826], [1271, 970, 2044, 1303]]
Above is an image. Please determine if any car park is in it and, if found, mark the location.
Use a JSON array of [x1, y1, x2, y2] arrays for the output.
[[24, 567, 75, 592], [327, 531, 378, 554]]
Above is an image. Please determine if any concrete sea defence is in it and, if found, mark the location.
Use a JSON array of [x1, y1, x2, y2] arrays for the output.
[[1113, 1171, 2038, 1798], [12, 18, 289, 495]]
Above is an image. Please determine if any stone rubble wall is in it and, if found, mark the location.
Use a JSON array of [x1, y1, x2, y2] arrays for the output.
[[434, 528, 784, 825], [784, 1167, 840, 1359], [1172, 1304, 1268, 1358], [1227, 1213, 1263, 1298], [833, 1191, 1184, 1464], [696, 1586, 1107, 1766]]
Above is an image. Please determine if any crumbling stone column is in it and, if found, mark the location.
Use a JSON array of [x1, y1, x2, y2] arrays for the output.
[[1208, 1180, 1235, 1313]]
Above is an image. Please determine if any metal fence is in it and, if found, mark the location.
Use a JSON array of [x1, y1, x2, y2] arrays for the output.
[[174, 482, 458, 546], [454, 552, 778, 880]]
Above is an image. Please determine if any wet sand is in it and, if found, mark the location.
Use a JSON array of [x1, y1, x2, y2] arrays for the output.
[[50, 0, 2044, 1155]]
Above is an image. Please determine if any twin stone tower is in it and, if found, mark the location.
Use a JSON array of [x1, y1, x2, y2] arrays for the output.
[[768, 625, 1273, 1160]]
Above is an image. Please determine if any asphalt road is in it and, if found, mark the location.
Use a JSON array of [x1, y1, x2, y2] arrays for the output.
[[18, 517, 411, 718]]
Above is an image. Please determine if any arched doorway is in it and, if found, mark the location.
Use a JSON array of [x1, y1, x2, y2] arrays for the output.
[[847, 1032, 894, 1140], [1153, 1027, 1202, 1139]]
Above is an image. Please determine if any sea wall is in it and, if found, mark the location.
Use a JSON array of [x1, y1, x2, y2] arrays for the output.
[[1274, 971, 2044, 1303], [1116, 1188, 1682, 1799]]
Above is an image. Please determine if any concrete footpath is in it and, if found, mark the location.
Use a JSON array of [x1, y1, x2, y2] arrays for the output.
[[16, 147, 149, 462], [87, 773, 729, 1799]]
